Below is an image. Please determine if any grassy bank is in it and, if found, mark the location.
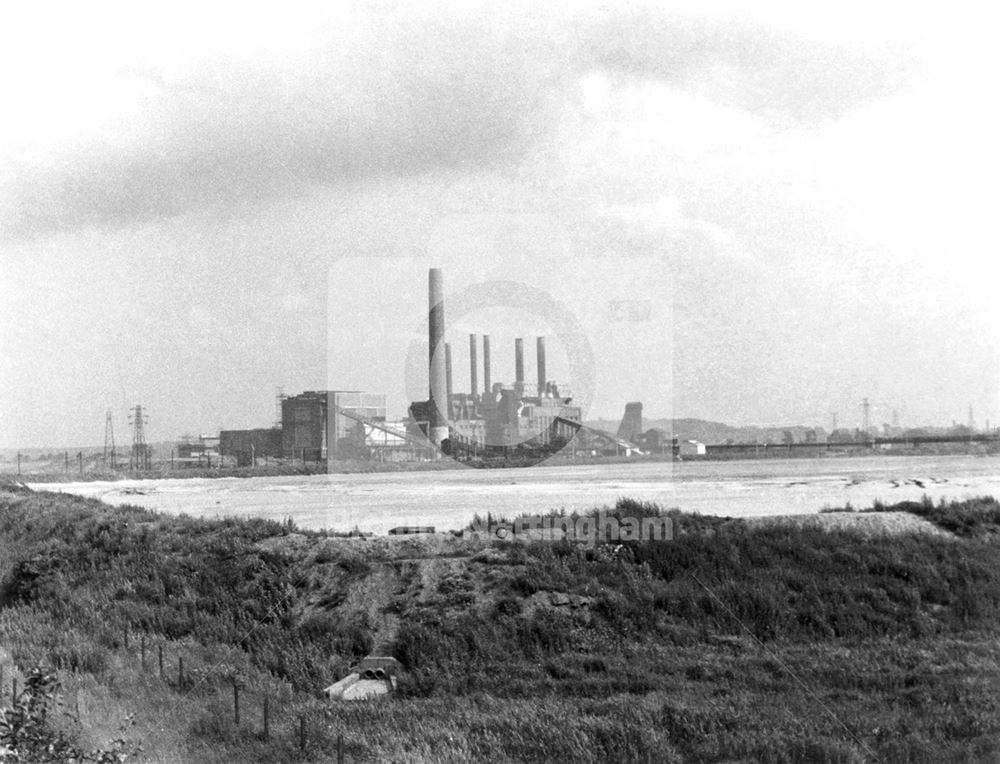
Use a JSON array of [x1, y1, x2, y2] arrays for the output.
[[1, 487, 999, 761]]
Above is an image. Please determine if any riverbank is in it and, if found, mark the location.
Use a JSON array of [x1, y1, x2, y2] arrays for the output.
[[1, 486, 999, 761], [27, 453, 1000, 535], [6, 438, 997, 484]]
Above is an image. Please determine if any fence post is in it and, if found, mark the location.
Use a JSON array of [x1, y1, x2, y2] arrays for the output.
[[178, 656, 184, 688], [299, 714, 306, 751], [12, 677, 17, 705], [140, 635, 146, 670], [338, 732, 344, 763], [233, 682, 240, 726], [158, 645, 164, 679], [262, 696, 269, 741]]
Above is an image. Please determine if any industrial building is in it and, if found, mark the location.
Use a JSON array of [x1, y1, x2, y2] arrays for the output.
[[678, 440, 707, 457], [409, 268, 583, 461], [180, 268, 652, 467], [211, 392, 409, 466], [281, 391, 388, 461], [219, 428, 282, 467]]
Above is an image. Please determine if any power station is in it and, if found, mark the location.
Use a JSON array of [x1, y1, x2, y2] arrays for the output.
[[186, 268, 639, 468], [407, 269, 583, 461], [37, 265, 1000, 474]]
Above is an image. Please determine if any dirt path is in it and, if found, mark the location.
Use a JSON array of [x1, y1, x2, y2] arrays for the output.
[[333, 554, 476, 653]]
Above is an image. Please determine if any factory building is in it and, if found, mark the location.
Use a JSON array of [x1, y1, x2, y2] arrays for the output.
[[281, 391, 388, 461], [409, 269, 582, 459], [219, 428, 282, 467], [282, 391, 327, 462]]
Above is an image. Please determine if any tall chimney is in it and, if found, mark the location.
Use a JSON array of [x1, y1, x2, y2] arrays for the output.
[[483, 334, 492, 399], [428, 268, 449, 444], [536, 336, 546, 397], [469, 334, 478, 401], [445, 342, 453, 417], [515, 338, 524, 389]]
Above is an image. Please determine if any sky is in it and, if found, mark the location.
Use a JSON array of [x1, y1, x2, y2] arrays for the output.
[[1, 1, 999, 447]]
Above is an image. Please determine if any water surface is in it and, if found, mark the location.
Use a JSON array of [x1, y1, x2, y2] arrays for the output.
[[33, 454, 1000, 535]]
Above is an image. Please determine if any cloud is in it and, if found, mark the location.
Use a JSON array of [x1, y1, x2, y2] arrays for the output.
[[0, 5, 916, 238], [591, 196, 746, 260], [579, 9, 916, 124]]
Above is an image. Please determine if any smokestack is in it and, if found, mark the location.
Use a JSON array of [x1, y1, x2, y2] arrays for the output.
[[536, 337, 546, 397], [428, 268, 449, 444], [483, 334, 492, 399], [445, 342, 453, 417], [469, 334, 478, 400], [515, 338, 524, 388]]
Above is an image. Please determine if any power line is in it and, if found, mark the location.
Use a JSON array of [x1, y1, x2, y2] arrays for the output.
[[128, 404, 150, 470], [103, 410, 117, 470]]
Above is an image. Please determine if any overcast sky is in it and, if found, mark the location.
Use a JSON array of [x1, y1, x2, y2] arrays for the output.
[[2, 1, 998, 447]]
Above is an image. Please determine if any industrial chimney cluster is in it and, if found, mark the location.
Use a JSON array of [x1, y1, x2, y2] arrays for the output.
[[412, 268, 581, 456]]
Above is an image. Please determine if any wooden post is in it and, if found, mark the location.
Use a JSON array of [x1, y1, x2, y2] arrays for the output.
[[78, 451, 83, 473], [158, 645, 164, 679], [64, 452, 69, 471], [12, 677, 17, 705], [299, 714, 306, 751], [262, 696, 269, 741], [178, 656, 184, 688], [123, 629, 129, 649], [338, 733, 344, 763], [233, 682, 240, 726], [140, 635, 146, 670], [16, 452, 20, 475]]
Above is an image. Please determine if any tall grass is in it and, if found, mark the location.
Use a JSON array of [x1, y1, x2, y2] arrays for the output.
[[1, 489, 999, 761]]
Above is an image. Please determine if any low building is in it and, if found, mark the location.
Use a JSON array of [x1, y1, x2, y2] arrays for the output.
[[175, 433, 221, 467], [678, 440, 706, 457], [220, 428, 282, 466]]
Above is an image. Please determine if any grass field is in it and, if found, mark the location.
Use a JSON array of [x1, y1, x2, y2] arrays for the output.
[[1, 485, 999, 762]]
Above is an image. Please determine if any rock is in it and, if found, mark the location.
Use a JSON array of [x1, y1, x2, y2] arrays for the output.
[[549, 592, 571, 607]]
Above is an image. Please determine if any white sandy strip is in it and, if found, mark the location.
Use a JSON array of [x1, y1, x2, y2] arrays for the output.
[[743, 511, 952, 538]]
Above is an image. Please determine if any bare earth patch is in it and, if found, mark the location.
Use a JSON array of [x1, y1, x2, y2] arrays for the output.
[[744, 510, 953, 538]]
